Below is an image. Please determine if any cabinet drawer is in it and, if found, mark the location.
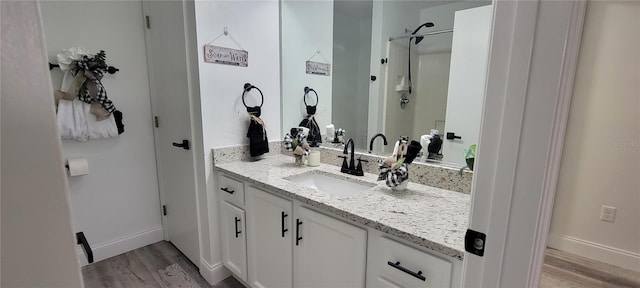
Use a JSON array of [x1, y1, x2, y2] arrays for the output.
[[377, 237, 452, 287], [218, 174, 245, 206]]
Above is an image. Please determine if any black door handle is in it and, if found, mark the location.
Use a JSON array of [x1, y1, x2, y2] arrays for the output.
[[220, 187, 235, 194], [172, 139, 190, 150], [387, 261, 426, 281], [371, 75, 377, 81], [281, 211, 288, 237], [446, 132, 462, 140], [295, 219, 303, 245], [234, 217, 241, 238]]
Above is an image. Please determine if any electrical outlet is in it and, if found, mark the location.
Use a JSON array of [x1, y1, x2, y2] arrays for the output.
[[600, 205, 617, 222]]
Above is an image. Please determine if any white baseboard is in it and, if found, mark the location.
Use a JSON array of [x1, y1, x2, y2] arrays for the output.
[[547, 234, 640, 272], [200, 259, 231, 285], [77, 226, 164, 266]]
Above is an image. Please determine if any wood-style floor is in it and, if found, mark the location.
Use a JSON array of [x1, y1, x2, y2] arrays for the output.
[[540, 248, 640, 288], [82, 241, 245, 288], [84, 241, 639, 288]]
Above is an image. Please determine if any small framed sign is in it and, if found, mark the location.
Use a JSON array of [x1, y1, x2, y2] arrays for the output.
[[306, 61, 331, 76], [204, 44, 248, 67]]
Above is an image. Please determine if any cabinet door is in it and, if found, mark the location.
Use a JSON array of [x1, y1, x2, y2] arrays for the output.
[[246, 186, 293, 288], [220, 200, 248, 281], [294, 206, 367, 288]]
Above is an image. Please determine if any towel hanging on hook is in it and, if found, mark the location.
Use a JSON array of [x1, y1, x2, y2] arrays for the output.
[[298, 86, 322, 146], [243, 83, 269, 157]]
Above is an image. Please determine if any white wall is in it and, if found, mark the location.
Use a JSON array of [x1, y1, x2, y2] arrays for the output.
[[1, 1, 83, 286], [39, 1, 163, 264], [548, 0, 640, 272], [194, 0, 281, 277], [281, 0, 333, 138]]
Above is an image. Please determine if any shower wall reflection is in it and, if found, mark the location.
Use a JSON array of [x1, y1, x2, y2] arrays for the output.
[[281, 0, 493, 167], [332, 0, 372, 150]]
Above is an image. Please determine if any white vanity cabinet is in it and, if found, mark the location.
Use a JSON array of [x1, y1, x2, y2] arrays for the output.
[[218, 174, 248, 282], [366, 230, 456, 288], [219, 200, 248, 282], [244, 184, 367, 288], [293, 206, 367, 288], [217, 171, 459, 288], [245, 186, 293, 288]]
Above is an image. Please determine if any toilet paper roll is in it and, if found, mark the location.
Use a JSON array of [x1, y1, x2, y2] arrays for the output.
[[67, 158, 89, 176]]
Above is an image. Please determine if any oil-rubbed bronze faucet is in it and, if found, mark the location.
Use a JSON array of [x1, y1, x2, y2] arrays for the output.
[[338, 138, 367, 176], [369, 133, 388, 153]]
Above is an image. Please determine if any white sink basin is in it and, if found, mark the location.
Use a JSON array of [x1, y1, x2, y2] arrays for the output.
[[286, 171, 375, 197]]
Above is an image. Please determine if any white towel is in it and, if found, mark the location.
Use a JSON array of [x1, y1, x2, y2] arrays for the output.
[[57, 99, 89, 141], [84, 102, 118, 140], [56, 48, 119, 141], [57, 66, 90, 141]]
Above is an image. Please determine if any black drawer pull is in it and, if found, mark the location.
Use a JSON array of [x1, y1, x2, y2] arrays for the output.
[[235, 217, 241, 238], [281, 212, 288, 237], [221, 187, 235, 194], [387, 261, 426, 281], [295, 219, 303, 245]]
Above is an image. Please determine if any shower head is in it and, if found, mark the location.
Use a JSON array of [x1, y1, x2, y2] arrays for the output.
[[411, 22, 434, 45]]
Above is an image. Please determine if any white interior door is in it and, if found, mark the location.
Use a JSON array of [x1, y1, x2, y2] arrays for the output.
[[442, 5, 492, 166], [143, 0, 199, 264]]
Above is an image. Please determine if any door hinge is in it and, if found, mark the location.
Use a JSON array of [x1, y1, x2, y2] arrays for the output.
[[145, 15, 151, 29], [162, 205, 167, 216], [154, 116, 159, 128], [465, 229, 486, 257]]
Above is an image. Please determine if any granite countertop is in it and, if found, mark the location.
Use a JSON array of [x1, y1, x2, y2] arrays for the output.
[[214, 154, 470, 260]]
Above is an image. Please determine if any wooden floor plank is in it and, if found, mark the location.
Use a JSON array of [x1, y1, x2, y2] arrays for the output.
[[81, 241, 245, 288]]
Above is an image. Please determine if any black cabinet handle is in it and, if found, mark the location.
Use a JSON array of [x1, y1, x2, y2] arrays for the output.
[[172, 139, 190, 150], [235, 217, 241, 238], [220, 187, 235, 194], [446, 132, 462, 140], [387, 261, 426, 282], [281, 211, 288, 237], [295, 219, 303, 245]]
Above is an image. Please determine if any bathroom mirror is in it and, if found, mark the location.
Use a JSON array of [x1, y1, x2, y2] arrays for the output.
[[281, 0, 492, 167]]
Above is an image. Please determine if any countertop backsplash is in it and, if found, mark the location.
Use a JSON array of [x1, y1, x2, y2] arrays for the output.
[[313, 145, 473, 194], [212, 141, 472, 194], [212, 141, 282, 165]]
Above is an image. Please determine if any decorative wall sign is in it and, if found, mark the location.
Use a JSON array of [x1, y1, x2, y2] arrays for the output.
[[204, 44, 248, 67], [306, 61, 331, 76]]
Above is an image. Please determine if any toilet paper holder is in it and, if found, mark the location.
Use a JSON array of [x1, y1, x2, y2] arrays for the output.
[[65, 158, 90, 176]]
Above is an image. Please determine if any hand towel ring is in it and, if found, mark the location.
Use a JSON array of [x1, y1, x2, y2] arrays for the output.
[[303, 86, 318, 107], [242, 83, 264, 116]]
